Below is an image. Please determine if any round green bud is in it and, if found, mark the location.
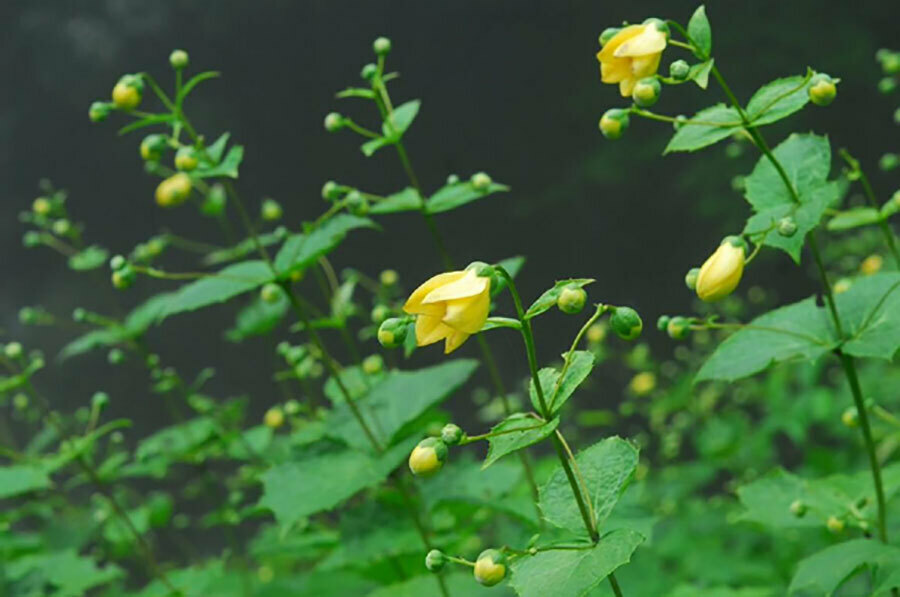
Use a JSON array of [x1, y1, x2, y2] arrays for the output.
[[632, 77, 661, 108], [684, 268, 700, 291], [380, 269, 399, 286], [446, 174, 460, 184], [373, 36, 392, 55], [656, 315, 671, 332], [174, 146, 199, 171], [284, 399, 301, 415], [666, 316, 690, 340], [140, 134, 168, 162], [474, 549, 508, 587], [673, 114, 688, 130], [425, 549, 446, 573], [13, 393, 29, 411], [808, 74, 837, 106], [4, 342, 23, 360], [324, 112, 344, 132], [361, 63, 378, 80], [878, 77, 897, 95], [441, 423, 464, 446], [642, 17, 670, 39], [841, 406, 859, 428], [111, 265, 136, 290], [169, 49, 189, 69], [610, 307, 643, 341], [264, 407, 285, 429], [261, 198, 283, 221], [276, 341, 291, 356], [789, 499, 807, 518], [107, 348, 125, 365], [669, 60, 690, 81], [894, 107, 900, 125], [471, 172, 492, 191], [110, 255, 128, 271], [260, 283, 284, 304], [880, 51, 900, 75], [362, 354, 384, 375], [408, 437, 448, 476], [321, 180, 342, 201], [598, 27, 621, 46], [32, 197, 52, 216], [22, 231, 42, 248], [880, 153, 899, 172], [377, 317, 408, 348], [599, 108, 629, 140], [18, 307, 36, 325], [777, 216, 798, 237], [725, 142, 743, 159], [557, 285, 587, 315], [826, 516, 845, 534], [88, 101, 112, 123], [72, 308, 87, 322], [198, 184, 225, 216], [91, 391, 109, 411], [344, 190, 369, 215], [52, 219, 71, 236], [112, 75, 143, 110], [371, 304, 390, 324]]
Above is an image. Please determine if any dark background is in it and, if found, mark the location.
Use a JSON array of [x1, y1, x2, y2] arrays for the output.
[[1, 0, 897, 438]]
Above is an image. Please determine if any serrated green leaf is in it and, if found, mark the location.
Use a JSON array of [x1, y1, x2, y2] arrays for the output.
[[664, 104, 741, 154], [158, 260, 274, 322], [837, 272, 900, 360], [539, 437, 639, 534], [529, 351, 596, 415], [510, 529, 644, 597], [746, 73, 814, 126], [67, 245, 108, 271], [419, 456, 530, 521], [744, 133, 832, 211], [0, 465, 52, 499], [524, 279, 594, 320], [369, 187, 423, 214], [827, 207, 884, 231], [688, 59, 714, 89], [687, 5, 712, 58], [316, 501, 422, 571], [202, 229, 287, 266], [225, 294, 288, 342], [789, 539, 900, 595], [274, 215, 377, 276], [5, 549, 124, 597], [483, 414, 559, 469], [426, 180, 510, 214]]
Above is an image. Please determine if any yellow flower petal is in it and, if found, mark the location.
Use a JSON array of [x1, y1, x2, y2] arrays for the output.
[[619, 77, 637, 97], [422, 270, 488, 304], [442, 291, 490, 334], [404, 271, 467, 314], [444, 331, 470, 354], [601, 58, 632, 83], [631, 53, 662, 79], [613, 25, 666, 58], [597, 25, 643, 62], [696, 243, 745, 302], [415, 313, 453, 346]]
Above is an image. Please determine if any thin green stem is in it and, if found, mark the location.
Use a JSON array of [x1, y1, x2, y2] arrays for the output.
[[839, 149, 900, 267]]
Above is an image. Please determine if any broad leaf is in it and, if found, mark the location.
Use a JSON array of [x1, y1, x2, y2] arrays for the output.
[[837, 272, 900, 360], [369, 187, 422, 214], [529, 351, 596, 414], [746, 72, 815, 126], [427, 180, 510, 214], [0, 464, 52, 499], [664, 104, 741, 154], [316, 502, 422, 570], [524, 279, 594, 320], [509, 529, 644, 597], [368, 572, 500, 597], [687, 5, 712, 58], [789, 540, 900, 596], [158, 260, 274, 321], [483, 414, 559, 469], [5, 549, 123, 596], [273, 215, 377, 276], [539, 437, 639, 534], [225, 294, 288, 342]]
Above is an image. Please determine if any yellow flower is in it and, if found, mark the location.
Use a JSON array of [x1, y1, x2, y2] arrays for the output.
[[597, 22, 667, 97], [860, 254, 883, 276], [696, 238, 746, 302], [403, 269, 490, 354]]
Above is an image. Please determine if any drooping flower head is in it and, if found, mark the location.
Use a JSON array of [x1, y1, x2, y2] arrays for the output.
[[597, 19, 668, 97], [403, 266, 491, 354]]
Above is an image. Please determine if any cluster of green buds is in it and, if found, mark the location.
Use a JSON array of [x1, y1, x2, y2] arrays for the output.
[[319, 181, 374, 216], [109, 254, 136, 290], [276, 342, 324, 381], [408, 423, 464, 477], [423, 547, 508, 587], [657, 315, 694, 340]]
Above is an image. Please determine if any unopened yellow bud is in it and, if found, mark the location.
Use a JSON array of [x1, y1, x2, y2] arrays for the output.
[[32, 197, 52, 216], [408, 437, 447, 477], [826, 516, 844, 534], [264, 407, 285, 429], [696, 237, 746, 302], [586, 322, 607, 343], [599, 109, 629, 140], [474, 549, 507, 587], [155, 173, 193, 207], [841, 407, 858, 428], [629, 371, 656, 396], [833, 278, 852, 294], [174, 147, 199, 171], [809, 74, 837, 107], [111, 75, 143, 110], [860, 254, 883, 276]]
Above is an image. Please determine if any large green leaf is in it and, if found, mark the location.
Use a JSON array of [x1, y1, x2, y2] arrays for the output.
[[158, 260, 274, 321], [0, 464, 52, 499], [664, 104, 740, 154], [258, 438, 413, 530], [746, 73, 815, 126], [789, 539, 900, 595], [5, 549, 123, 597], [695, 297, 835, 383], [273, 215, 377, 276], [483, 414, 559, 469], [528, 351, 596, 415], [419, 456, 524, 515], [509, 529, 644, 597], [316, 502, 422, 570], [326, 359, 479, 450], [836, 272, 900, 360], [539, 437, 639, 534], [427, 180, 510, 214]]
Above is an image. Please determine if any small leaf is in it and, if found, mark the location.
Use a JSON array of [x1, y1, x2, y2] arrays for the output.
[[67, 244, 109, 271], [225, 294, 288, 342], [426, 180, 510, 214], [201, 229, 287, 266], [273, 215, 377, 276], [195, 145, 244, 179], [687, 5, 712, 58], [524, 279, 594, 320], [827, 207, 883, 231], [360, 136, 392, 157], [177, 71, 221, 104], [117, 113, 176, 135], [664, 104, 741, 154], [205, 132, 231, 162], [746, 72, 815, 127], [158, 260, 274, 322], [369, 187, 423, 214], [483, 414, 559, 469], [336, 87, 377, 100], [384, 99, 420, 135], [688, 58, 714, 89]]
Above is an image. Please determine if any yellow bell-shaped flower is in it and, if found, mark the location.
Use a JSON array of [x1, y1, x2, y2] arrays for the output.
[[696, 238, 746, 302], [403, 269, 491, 354], [597, 21, 668, 97]]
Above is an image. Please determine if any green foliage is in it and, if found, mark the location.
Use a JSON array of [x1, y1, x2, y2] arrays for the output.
[[483, 414, 560, 469], [664, 104, 740, 153]]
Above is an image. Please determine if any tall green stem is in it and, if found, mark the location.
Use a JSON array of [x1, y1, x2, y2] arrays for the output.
[[839, 149, 900, 267]]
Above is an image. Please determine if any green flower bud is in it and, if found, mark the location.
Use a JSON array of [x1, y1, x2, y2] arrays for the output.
[[789, 499, 807, 518], [23, 231, 42, 248], [19, 307, 36, 325], [140, 134, 168, 162], [380, 269, 399, 286], [373, 36, 392, 55], [155, 173, 192, 207], [642, 17, 670, 39], [362, 354, 383, 375], [260, 283, 284, 304], [261, 198, 283, 221], [32, 197, 52, 216], [108, 348, 125, 365], [175, 146, 199, 171], [879, 50, 900, 74], [72, 308, 87, 322], [264, 407, 285, 429], [441, 423, 464, 446], [673, 114, 688, 130], [470, 172, 492, 191], [808, 74, 837, 106], [666, 316, 690, 340], [111, 265, 136, 290], [842, 406, 859, 428], [557, 285, 587, 315], [344, 190, 369, 215], [109, 255, 127, 271], [111, 74, 144, 110], [826, 516, 844, 534], [361, 63, 378, 80], [446, 174, 460, 184], [169, 49, 189, 69], [725, 142, 743, 159], [878, 77, 898, 95], [656, 315, 671, 332], [321, 180, 342, 201], [599, 27, 621, 46], [610, 307, 642, 341], [52, 219, 71, 236], [284, 399, 301, 415], [474, 549, 508, 587], [880, 153, 899, 172], [202, 184, 227, 216], [684, 268, 700, 291], [669, 60, 690, 80], [371, 304, 390, 324], [4, 342, 23, 359], [13, 393, 29, 411], [599, 108, 629, 140], [894, 107, 900, 125], [632, 77, 661, 108], [408, 437, 448, 476], [146, 353, 161, 368], [89, 101, 112, 123], [425, 549, 446, 573], [777, 216, 798, 237], [324, 112, 345, 132], [378, 317, 408, 348], [91, 391, 109, 410]]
